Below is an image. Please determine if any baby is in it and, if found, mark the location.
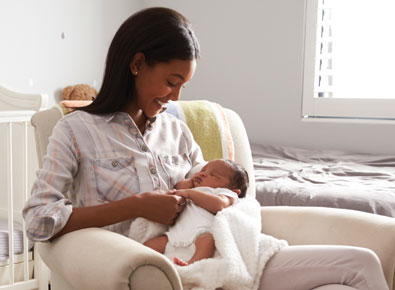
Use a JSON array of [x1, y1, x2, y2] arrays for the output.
[[144, 159, 249, 266]]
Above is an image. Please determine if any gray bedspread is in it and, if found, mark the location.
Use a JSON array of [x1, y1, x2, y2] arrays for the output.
[[252, 143, 395, 217]]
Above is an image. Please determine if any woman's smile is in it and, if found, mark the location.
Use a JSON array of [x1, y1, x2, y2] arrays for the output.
[[130, 58, 196, 121], [154, 98, 168, 111]]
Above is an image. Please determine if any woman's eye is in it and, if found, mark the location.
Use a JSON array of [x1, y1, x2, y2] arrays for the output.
[[167, 81, 176, 87]]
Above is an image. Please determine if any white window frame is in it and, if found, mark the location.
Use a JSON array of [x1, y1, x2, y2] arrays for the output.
[[302, 0, 395, 120]]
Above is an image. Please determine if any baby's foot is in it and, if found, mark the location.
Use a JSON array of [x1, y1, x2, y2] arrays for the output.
[[174, 257, 189, 266]]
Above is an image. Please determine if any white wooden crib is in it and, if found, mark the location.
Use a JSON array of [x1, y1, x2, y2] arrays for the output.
[[0, 84, 49, 290]]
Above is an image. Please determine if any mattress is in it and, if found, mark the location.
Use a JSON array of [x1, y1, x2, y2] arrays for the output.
[[0, 219, 34, 285], [0, 252, 34, 286], [252, 143, 395, 217], [0, 219, 33, 261]]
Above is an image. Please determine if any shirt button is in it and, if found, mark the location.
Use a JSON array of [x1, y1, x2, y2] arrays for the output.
[[112, 160, 119, 167], [150, 168, 157, 175], [142, 145, 148, 152]]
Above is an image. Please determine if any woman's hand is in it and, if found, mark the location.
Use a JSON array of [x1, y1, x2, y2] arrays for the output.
[[135, 190, 186, 225], [50, 189, 185, 240]]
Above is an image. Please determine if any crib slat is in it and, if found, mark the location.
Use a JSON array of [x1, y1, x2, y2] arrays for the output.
[[8, 122, 15, 284], [23, 121, 29, 281]]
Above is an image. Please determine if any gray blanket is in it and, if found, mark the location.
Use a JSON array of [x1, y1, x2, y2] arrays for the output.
[[252, 143, 395, 217]]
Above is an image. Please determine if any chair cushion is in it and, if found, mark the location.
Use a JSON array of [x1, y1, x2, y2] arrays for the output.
[[166, 100, 234, 161]]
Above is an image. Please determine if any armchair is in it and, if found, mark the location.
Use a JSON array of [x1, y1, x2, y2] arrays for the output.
[[30, 105, 395, 290]]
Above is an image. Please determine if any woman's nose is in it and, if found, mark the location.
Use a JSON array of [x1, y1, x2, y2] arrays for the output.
[[169, 87, 182, 101]]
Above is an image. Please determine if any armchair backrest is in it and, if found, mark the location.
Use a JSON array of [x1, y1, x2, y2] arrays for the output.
[[223, 108, 255, 198], [30, 105, 255, 197], [30, 107, 62, 168]]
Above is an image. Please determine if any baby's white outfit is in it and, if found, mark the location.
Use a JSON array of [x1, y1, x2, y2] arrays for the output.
[[164, 186, 238, 262]]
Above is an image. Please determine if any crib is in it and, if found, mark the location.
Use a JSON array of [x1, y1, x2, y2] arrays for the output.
[[0, 84, 49, 289]]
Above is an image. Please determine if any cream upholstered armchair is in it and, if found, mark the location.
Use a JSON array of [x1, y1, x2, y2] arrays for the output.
[[30, 103, 395, 290]]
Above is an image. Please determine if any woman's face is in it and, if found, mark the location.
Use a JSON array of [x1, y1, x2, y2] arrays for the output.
[[130, 55, 196, 119]]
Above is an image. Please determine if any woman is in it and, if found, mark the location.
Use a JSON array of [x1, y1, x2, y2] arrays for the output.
[[23, 7, 389, 290]]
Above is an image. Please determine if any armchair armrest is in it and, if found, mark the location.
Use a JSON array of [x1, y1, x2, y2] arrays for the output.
[[261, 206, 395, 290], [37, 228, 182, 290]]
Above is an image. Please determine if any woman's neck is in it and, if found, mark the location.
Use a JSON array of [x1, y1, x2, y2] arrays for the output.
[[123, 103, 147, 134]]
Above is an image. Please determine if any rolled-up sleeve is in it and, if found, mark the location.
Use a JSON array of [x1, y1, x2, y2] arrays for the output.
[[23, 119, 79, 241]]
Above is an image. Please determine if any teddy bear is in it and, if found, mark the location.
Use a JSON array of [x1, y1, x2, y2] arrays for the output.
[[61, 84, 98, 101]]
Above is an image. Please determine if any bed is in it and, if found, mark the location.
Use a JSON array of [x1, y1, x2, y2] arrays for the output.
[[0, 84, 49, 289], [252, 143, 395, 217]]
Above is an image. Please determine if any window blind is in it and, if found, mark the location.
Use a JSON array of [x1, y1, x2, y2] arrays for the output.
[[302, 0, 395, 120], [315, 0, 333, 98]]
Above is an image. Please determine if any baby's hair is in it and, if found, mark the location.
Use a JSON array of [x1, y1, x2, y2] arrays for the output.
[[223, 159, 249, 198]]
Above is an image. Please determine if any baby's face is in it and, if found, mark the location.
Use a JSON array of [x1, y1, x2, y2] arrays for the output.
[[191, 160, 234, 189]]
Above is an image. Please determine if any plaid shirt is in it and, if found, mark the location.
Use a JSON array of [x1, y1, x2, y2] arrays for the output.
[[23, 110, 205, 241]]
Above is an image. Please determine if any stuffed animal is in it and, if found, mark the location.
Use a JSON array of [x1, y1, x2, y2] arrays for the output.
[[61, 84, 98, 101]]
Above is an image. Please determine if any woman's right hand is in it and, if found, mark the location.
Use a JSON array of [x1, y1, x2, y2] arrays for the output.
[[135, 190, 186, 225]]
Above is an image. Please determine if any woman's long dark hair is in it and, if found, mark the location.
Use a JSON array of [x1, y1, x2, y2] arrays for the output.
[[78, 7, 200, 115]]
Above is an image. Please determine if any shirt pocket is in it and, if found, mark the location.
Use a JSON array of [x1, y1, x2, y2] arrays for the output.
[[158, 154, 191, 189], [92, 157, 140, 202]]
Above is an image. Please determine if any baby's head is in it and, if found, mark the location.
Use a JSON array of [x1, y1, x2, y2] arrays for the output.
[[192, 159, 249, 198]]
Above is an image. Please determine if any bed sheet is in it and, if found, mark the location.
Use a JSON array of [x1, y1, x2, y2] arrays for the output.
[[252, 143, 395, 217]]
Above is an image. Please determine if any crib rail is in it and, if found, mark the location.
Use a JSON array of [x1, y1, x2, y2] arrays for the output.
[[0, 280, 38, 290], [0, 84, 48, 289], [1, 117, 34, 287]]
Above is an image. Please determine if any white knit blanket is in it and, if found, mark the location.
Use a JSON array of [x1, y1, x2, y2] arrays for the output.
[[129, 197, 287, 290]]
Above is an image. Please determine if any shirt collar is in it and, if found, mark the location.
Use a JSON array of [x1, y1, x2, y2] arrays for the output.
[[103, 113, 117, 123], [103, 111, 161, 125]]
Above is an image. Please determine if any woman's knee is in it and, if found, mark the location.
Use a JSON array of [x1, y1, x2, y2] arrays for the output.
[[345, 247, 381, 269]]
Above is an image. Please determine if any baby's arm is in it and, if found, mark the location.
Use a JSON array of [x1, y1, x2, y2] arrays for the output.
[[175, 178, 194, 189], [175, 189, 234, 214]]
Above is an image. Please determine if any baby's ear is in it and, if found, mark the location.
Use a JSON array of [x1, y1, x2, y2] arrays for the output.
[[232, 189, 241, 195]]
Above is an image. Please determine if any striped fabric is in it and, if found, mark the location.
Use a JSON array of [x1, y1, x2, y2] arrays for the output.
[[166, 101, 234, 161], [59, 100, 235, 161], [23, 110, 205, 241], [0, 220, 33, 260]]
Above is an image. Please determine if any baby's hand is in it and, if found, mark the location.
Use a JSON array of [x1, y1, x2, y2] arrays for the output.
[[175, 179, 193, 189], [165, 189, 176, 195], [174, 189, 191, 199], [151, 189, 175, 194]]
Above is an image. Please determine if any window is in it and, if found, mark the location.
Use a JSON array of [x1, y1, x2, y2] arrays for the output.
[[302, 0, 395, 120]]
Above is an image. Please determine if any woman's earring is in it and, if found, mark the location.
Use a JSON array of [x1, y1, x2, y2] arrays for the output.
[[134, 71, 138, 76]]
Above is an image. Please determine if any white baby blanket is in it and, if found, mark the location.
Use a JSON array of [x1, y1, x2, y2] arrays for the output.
[[129, 197, 287, 290]]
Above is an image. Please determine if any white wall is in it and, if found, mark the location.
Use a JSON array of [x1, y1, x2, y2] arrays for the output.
[[1, 1, 394, 155], [0, 0, 138, 209], [136, 0, 395, 155], [0, 0, 137, 107]]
